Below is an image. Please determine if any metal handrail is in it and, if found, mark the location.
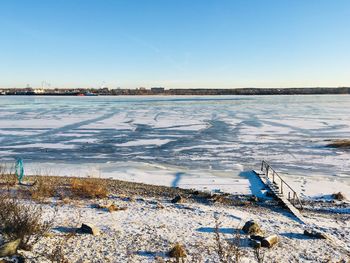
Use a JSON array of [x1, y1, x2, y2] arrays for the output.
[[261, 160, 303, 210]]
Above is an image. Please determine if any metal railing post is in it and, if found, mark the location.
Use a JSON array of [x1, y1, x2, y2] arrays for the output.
[[266, 166, 269, 178], [293, 192, 296, 205], [261, 160, 302, 210], [280, 180, 283, 194]]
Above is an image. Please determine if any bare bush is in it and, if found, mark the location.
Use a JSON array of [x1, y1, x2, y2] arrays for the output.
[[70, 177, 108, 199], [213, 218, 244, 263], [254, 246, 265, 263], [0, 193, 54, 250]]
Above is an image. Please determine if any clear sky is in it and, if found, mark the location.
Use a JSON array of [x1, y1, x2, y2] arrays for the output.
[[1, 0, 350, 89]]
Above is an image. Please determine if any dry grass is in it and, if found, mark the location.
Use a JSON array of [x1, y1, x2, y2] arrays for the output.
[[70, 177, 108, 199], [0, 193, 54, 250], [30, 176, 59, 201], [168, 243, 187, 263], [0, 164, 17, 189], [0, 173, 240, 206], [96, 202, 127, 212], [326, 139, 350, 149], [0, 172, 109, 201], [107, 204, 127, 212]]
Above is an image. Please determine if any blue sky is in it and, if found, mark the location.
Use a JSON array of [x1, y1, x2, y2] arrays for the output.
[[1, 0, 350, 89]]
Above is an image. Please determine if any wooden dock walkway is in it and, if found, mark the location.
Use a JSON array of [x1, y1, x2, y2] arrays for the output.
[[253, 161, 350, 254], [253, 160, 306, 223], [253, 168, 306, 224]]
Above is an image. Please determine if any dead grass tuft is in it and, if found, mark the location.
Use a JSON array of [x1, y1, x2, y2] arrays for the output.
[[0, 164, 17, 189], [108, 204, 127, 212], [70, 177, 108, 199], [96, 203, 127, 212], [169, 243, 187, 262]]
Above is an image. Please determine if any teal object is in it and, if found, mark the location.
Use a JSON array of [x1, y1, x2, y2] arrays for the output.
[[15, 158, 24, 183]]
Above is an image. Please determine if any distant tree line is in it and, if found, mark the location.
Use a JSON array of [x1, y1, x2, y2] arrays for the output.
[[166, 87, 350, 95], [0, 87, 349, 96]]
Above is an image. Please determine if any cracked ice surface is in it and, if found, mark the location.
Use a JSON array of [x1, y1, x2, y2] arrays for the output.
[[0, 95, 349, 196]]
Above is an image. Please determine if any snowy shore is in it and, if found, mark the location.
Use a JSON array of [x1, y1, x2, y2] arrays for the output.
[[1, 176, 349, 262]]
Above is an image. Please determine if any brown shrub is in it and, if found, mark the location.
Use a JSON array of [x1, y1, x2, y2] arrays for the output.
[[327, 139, 350, 149], [0, 193, 53, 249], [169, 243, 187, 262], [70, 177, 108, 199]]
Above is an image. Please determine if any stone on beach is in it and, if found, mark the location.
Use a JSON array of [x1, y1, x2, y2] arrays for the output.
[[304, 229, 328, 239], [79, 223, 100, 236], [171, 195, 185, 204], [242, 220, 263, 235], [0, 239, 21, 257], [261, 235, 279, 248], [249, 195, 259, 202]]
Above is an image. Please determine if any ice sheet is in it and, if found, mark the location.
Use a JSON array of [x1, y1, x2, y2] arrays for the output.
[[0, 95, 350, 196]]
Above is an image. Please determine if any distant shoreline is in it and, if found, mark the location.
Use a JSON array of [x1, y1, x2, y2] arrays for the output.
[[1, 87, 349, 96]]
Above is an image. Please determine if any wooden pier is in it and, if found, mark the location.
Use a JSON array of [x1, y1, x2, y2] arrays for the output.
[[253, 160, 306, 224]]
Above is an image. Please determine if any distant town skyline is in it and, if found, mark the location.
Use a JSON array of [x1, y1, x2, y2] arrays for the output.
[[1, 0, 350, 89]]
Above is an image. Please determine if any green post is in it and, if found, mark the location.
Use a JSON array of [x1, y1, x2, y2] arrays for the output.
[[15, 158, 24, 184]]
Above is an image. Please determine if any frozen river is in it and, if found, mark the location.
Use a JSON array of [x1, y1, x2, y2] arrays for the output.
[[0, 95, 349, 195]]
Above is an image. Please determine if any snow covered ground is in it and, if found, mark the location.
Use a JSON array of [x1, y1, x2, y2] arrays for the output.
[[0, 95, 350, 199], [19, 195, 350, 262]]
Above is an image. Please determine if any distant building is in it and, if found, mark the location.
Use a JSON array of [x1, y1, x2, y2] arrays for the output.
[[100, 87, 109, 93], [151, 87, 165, 93], [34, 88, 45, 94], [24, 86, 33, 92]]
